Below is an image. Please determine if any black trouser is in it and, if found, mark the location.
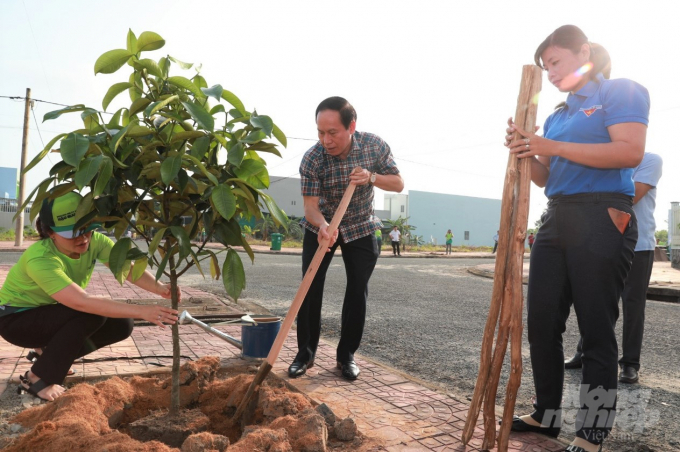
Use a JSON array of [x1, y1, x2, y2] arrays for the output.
[[575, 250, 654, 371], [391, 241, 400, 255], [0, 304, 133, 385], [527, 193, 637, 445], [296, 230, 379, 364], [492, 242, 498, 253], [376, 239, 382, 254]]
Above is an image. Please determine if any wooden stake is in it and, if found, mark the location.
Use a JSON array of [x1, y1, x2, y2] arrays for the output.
[[462, 65, 541, 451], [231, 167, 361, 422]]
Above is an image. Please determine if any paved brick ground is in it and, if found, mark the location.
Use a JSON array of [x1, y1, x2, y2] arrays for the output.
[[0, 265, 566, 451]]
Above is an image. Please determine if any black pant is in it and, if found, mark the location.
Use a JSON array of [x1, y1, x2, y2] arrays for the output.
[[527, 193, 637, 445], [575, 250, 654, 371], [492, 242, 498, 253], [391, 241, 400, 255], [296, 230, 379, 363], [376, 239, 382, 254], [0, 304, 133, 385]]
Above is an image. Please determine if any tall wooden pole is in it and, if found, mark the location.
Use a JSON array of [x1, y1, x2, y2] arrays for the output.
[[461, 66, 541, 452], [15, 88, 31, 247]]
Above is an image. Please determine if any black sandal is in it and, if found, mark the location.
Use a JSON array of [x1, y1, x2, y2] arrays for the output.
[[26, 349, 76, 376], [17, 372, 52, 402], [564, 445, 602, 452]]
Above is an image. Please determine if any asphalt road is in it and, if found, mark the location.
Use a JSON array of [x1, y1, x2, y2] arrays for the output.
[[1, 249, 678, 450]]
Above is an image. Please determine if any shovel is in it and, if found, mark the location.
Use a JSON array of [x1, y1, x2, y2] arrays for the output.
[[231, 167, 362, 422]]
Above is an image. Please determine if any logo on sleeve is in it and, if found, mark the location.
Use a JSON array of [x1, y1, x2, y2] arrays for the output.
[[579, 105, 602, 117]]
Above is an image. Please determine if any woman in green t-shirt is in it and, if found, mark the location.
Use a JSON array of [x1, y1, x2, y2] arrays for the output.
[[445, 229, 453, 255], [0, 192, 180, 402]]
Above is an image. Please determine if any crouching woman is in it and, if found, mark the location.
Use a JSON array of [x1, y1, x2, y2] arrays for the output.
[[0, 192, 179, 401]]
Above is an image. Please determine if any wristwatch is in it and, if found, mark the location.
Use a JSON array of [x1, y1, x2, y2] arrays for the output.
[[370, 172, 377, 184]]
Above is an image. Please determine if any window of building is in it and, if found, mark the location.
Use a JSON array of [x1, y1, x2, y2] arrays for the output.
[[464, 231, 469, 240], [291, 201, 296, 205], [400, 205, 404, 213]]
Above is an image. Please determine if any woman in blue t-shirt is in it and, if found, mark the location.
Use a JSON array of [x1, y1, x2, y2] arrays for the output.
[[504, 25, 648, 452]]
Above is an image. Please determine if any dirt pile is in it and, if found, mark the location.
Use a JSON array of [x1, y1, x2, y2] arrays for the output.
[[3, 357, 367, 451]]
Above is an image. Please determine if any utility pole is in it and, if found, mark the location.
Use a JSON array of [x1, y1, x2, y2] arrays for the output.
[[15, 88, 31, 247]]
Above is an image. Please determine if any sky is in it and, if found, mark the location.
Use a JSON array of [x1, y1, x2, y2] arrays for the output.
[[1, 0, 678, 231]]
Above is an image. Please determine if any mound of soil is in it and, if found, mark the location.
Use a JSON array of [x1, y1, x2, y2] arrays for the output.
[[3, 357, 377, 451]]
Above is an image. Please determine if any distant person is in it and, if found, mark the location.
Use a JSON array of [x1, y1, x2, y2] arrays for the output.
[[0, 191, 179, 402], [504, 25, 648, 452], [492, 230, 499, 253], [445, 229, 453, 255], [291, 96, 404, 381], [375, 229, 382, 254], [389, 226, 401, 256], [565, 152, 663, 386], [528, 233, 535, 251]]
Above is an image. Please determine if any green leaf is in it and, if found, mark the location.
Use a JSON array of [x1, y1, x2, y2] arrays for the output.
[[161, 154, 182, 186], [259, 192, 288, 228], [137, 31, 165, 52], [223, 248, 246, 301], [158, 57, 170, 78], [108, 108, 124, 127], [129, 72, 142, 101], [126, 29, 137, 54], [111, 121, 133, 152], [74, 154, 103, 189], [43, 105, 87, 122], [181, 101, 214, 131], [14, 177, 53, 223], [210, 104, 226, 115], [60, 133, 90, 167], [74, 192, 94, 224], [93, 157, 113, 197], [133, 58, 164, 79], [250, 115, 274, 136], [24, 133, 67, 172], [234, 159, 269, 189], [201, 84, 223, 101], [246, 141, 282, 157], [148, 227, 167, 256], [129, 98, 151, 116], [102, 82, 133, 111], [272, 123, 287, 148], [190, 136, 210, 159], [171, 131, 205, 142], [167, 76, 203, 98], [127, 125, 154, 137], [209, 251, 220, 280], [155, 250, 170, 281], [169, 225, 192, 262], [94, 49, 133, 75], [190, 251, 205, 279], [144, 94, 179, 117], [169, 56, 193, 69], [211, 184, 236, 220], [131, 257, 148, 282], [193, 74, 207, 89], [221, 90, 245, 113], [227, 142, 244, 167], [183, 155, 218, 185], [109, 238, 132, 284], [242, 129, 266, 144]]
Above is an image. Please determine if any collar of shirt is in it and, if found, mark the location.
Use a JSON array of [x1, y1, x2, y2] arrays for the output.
[[565, 73, 605, 112]]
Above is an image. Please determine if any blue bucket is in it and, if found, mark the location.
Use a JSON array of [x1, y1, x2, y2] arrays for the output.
[[241, 315, 281, 359]]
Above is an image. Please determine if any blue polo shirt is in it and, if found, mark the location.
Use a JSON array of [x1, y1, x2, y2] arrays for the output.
[[543, 73, 650, 198], [632, 153, 662, 251]]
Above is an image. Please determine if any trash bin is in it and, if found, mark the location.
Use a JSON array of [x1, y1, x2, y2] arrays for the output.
[[270, 233, 283, 251]]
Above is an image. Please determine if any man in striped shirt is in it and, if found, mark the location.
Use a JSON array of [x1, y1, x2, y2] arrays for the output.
[[289, 96, 404, 381]]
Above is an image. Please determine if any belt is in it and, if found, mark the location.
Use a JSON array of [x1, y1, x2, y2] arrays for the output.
[[548, 192, 633, 206]]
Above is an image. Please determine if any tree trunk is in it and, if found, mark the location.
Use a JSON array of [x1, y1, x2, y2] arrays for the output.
[[169, 254, 180, 416]]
